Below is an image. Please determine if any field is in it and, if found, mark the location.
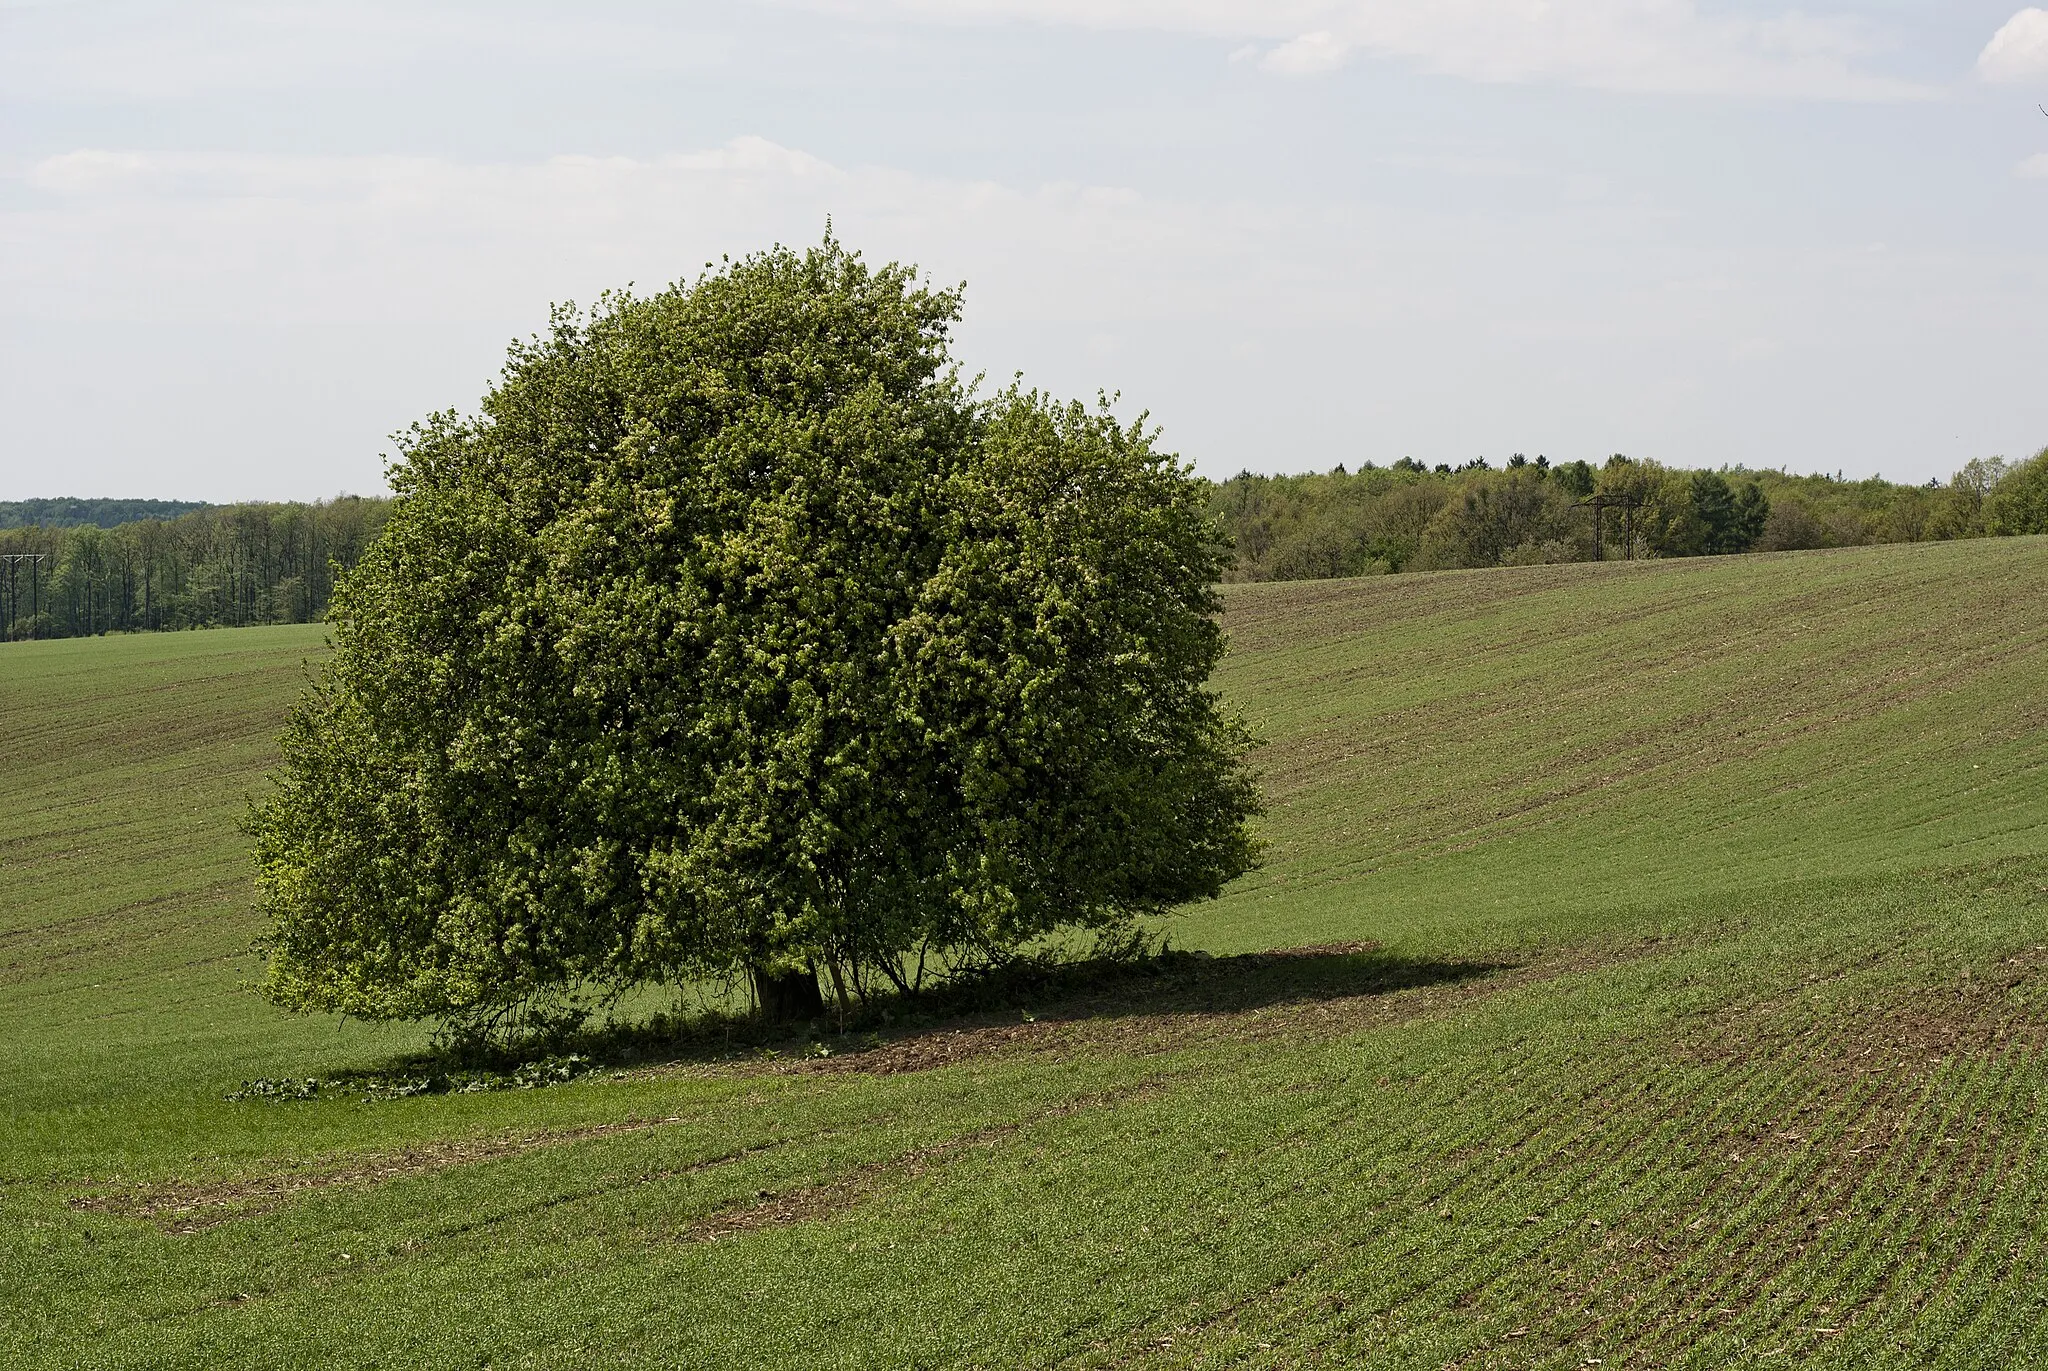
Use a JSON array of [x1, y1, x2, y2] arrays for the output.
[[5, 537, 2048, 1368]]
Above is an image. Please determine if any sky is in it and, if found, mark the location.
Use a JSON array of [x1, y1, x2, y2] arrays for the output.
[[4, 2, 2048, 501]]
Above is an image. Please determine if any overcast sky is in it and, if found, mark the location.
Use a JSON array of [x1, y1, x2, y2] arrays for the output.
[[4, 1, 2048, 501]]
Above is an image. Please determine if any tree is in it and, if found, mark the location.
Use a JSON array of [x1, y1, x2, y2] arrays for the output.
[[1413, 468, 1573, 569], [1687, 471, 1735, 554], [249, 238, 1262, 1031], [1553, 460, 1596, 498], [1927, 457, 2010, 539], [1593, 455, 1686, 558], [1987, 447, 2048, 536], [1758, 496, 1825, 551], [1730, 481, 1770, 551], [1688, 471, 1770, 555]]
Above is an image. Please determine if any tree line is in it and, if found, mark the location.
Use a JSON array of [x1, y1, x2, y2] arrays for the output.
[[1212, 449, 2048, 581], [0, 498, 389, 641], [5, 448, 2045, 643], [0, 497, 213, 530]]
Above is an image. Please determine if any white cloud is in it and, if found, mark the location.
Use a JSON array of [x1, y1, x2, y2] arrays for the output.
[[1, 136, 1440, 493], [1978, 9, 2048, 84], [28, 150, 150, 194], [1260, 31, 1350, 77], [2017, 153, 2048, 178], [8, 133, 2046, 500], [0, 1, 1932, 106], [816, 0, 1927, 100], [1, 133, 1737, 486], [0, 2, 732, 101], [3, 140, 1373, 333]]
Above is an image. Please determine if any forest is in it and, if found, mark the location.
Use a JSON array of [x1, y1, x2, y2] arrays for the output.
[[3, 449, 2045, 642], [1211, 449, 2048, 581], [0, 498, 388, 641], [0, 497, 214, 530]]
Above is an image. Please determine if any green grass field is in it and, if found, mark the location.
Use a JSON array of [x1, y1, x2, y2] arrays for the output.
[[5, 537, 2047, 1369]]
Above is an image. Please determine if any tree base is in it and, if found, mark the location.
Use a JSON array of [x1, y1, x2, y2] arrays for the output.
[[753, 964, 826, 1023]]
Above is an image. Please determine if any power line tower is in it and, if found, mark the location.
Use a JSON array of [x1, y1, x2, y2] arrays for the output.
[[1580, 495, 1642, 562], [2, 553, 47, 640]]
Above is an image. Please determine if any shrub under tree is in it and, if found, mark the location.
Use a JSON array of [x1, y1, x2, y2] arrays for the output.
[[249, 238, 1262, 1030]]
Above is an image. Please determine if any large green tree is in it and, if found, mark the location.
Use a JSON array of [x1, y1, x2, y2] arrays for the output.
[[250, 239, 1261, 1029]]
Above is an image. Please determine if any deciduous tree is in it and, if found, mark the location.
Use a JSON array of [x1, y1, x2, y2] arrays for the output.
[[249, 238, 1262, 1030], [1988, 447, 2048, 536]]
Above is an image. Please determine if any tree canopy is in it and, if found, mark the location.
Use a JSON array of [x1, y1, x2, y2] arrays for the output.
[[1207, 445, 2048, 583], [0, 497, 212, 530], [1988, 448, 2048, 536], [250, 238, 1261, 1029]]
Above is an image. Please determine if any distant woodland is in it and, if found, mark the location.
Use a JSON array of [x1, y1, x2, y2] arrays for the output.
[[1210, 450, 2048, 581], [0, 498, 388, 640], [0, 498, 214, 530], [2, 449, 2045, 642]]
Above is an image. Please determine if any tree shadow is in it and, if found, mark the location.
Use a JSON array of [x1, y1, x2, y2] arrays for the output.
[[924, 939, 1505, 1027], [323, 941, 1510, 1096]]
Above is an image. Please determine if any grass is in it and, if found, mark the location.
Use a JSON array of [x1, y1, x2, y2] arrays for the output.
[[4, 537, 2047, 1368]]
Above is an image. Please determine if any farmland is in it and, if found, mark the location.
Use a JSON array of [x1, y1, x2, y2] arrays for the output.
[[5, 537, 2048, 1368]]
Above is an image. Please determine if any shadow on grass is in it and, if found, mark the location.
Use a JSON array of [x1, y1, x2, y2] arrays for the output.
[[315, 941, 1510, 1099], [920, 939, 1503, 1028]]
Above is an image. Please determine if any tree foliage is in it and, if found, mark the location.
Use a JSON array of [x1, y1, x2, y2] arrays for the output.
[[1987, 448, 2048, 536], [0, 498, 212, 530], [1212, 445, 2048, 582], [250, 238, 1261, 1028], [0, 498, 387, 641]]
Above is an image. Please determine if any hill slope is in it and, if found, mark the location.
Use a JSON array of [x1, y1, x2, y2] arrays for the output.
[[1204, 537, 2046, 951], [3, 539, 2046, 1369]]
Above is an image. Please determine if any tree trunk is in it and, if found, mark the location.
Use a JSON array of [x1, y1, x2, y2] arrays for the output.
[[752, 963, 826, 1024]]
